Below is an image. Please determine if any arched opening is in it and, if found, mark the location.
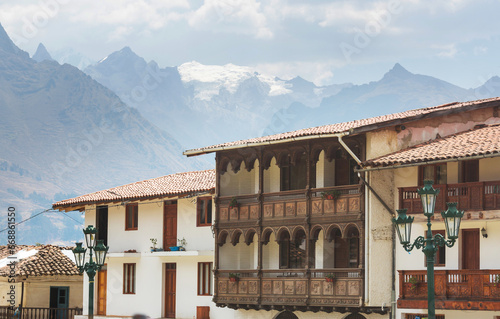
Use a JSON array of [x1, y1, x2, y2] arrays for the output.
[[278, 228, 306, 269], [344, 313, 366, 319], [328, 225, 360, 269], [275, 311, 299, 319]]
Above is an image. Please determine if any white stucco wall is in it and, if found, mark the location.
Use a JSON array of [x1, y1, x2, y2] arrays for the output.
[[82, 195, 234, 319]]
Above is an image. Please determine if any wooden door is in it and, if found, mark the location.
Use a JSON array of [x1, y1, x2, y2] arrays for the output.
[[163, 202, 177, 250], [97, 266, 107, 315], [462, 229, 480, 269], [164, 263, 176, 318]]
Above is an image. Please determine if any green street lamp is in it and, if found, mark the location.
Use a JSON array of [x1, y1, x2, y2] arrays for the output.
[[73, 225, 108, 319], [392, 180, 464, 319]]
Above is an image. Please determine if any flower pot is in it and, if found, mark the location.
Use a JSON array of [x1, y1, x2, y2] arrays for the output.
[[325, 277, 334, 282], [230, 277, 239, 282], [169, 246, 180, 251]]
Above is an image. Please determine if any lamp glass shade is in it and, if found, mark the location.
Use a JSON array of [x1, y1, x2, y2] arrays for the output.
[[94, 239, 108, 266], [418, 180, 440, 217], [392, 209, 414, 245], [72, 242, 86, 269], [441, 202, 464, 240], [83, 225, 98, 248]]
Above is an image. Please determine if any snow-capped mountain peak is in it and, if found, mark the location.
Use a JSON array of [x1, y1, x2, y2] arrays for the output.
[[178, 61, 291, 100]]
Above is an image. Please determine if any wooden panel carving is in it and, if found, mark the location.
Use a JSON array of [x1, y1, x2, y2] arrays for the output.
[[336, 280, 347, 295], [264, 204, 273, 218], [349, 197, 360, 211], [238, 280, 248, 294], [273, 281, 283, 295], [218, 280, 228, 294], [324, 199, 335, 214], [286, 202, 295, 217], [285, 281, 294, 294], [230, 207, 238, 220], [250, 205, 259, 219], [348, 281, 360, 296], [323, 281, 334, 295], [248, 281, 258, 294], [228, 281, 237, 294], [275, 203, 284, 217], [312, 200, 322, 215], [262, 281, 272, 294], [297, 201, 306, 215], [220, 208, 228, 221], [336, 198, 347, 213], [240, 206, 248, 220], [311, 281, 321, 295], [296, 280, 307, 295]]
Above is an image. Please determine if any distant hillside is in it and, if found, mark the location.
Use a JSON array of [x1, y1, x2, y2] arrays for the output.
[[0, 23, 207, 245]]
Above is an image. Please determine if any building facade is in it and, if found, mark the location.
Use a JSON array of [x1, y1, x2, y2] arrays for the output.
[[185, 97, 500, 319], [360, 121, 500, 319], [53, 170, 234, 319]]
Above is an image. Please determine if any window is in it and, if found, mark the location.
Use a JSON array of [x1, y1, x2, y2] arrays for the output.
[[197, 197, 212, 226], [123, 263, 136, 294], [125, 204, 138, 230], [197, 262, 213, 295], [281, 152, 315, 191], [419, 164, 447, 185], [431, 230, 445, 267], [460, 159, 479, 183]]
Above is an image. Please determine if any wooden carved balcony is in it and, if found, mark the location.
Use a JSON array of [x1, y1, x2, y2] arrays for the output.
[[399, 181, 500, 214], [398, 269, 500, 311], [218, 185, 363, 225], [215, 268, 364, 311]]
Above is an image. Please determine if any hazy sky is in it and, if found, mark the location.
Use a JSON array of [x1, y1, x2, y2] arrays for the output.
[[1, 0, 500, 88]]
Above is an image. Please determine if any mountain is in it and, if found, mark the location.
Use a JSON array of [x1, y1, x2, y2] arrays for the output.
[[52, 47, 94, 70], [32, 43, 54, 62], [266, 63, 476, 132], [84, 49, 352, 148], [0, 24, 206, 245]]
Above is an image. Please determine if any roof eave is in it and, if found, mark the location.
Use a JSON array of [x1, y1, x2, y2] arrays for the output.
[[357, 152, 500, 172]]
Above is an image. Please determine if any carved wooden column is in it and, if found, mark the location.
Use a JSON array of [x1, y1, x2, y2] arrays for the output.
[[257, 149, 264, 305], [214, 153, 221, 300]]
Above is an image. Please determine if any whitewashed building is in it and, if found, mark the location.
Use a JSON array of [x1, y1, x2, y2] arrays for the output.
[[53, 170, 234, 319]]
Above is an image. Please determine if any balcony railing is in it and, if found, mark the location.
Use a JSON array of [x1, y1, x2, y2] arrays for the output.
[[0, 307, 82, 319], [215, 268, 364, 309], [218, 185, 363, 222], [398, 269, 500, 311], [399, 181, 500, 213]]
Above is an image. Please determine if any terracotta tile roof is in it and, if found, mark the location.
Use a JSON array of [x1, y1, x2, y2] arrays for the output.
[[184, 97, 500, 156], [360, 124, 500, 169], [53, 169, 215, 210], [0, 245, 81, 277]]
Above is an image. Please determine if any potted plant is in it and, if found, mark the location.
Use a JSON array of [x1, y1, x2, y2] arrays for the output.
[[325, 273, 335, 282], [321, 190, 341, 200], [229, 273, 240, 282], [229, 197, 239, 209], [408, 277, 420, 292], [150, 238, 157, 252], [178, 237, 187, 251]]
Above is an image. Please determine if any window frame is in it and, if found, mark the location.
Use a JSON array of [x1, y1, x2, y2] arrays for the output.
[[418, 163, 447, 185], [125, 203, 138, 231], [123, 263, 136, 294], [197, 197, 213, 227], [197, 262, 213, 296]]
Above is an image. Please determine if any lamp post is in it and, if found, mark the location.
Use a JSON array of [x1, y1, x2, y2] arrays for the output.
[[392, 180, 464, 319], [72, 225, 109, 319]]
